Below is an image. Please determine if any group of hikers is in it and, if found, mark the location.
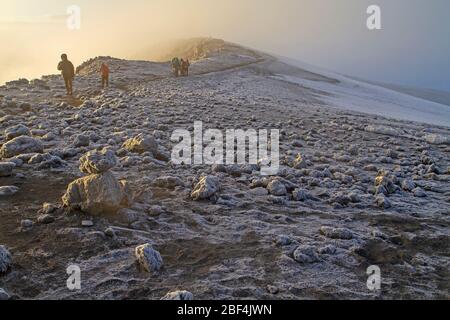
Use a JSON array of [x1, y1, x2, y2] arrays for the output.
[[58, 54, 190, 96], [57, 54, 110, 96], [171, 57, 190, 77]]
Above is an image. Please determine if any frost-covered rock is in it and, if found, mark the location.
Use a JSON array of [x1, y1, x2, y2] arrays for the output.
[[375, 194, 392, 209], [375, 171, 397, 194], [413, 187, 427, 198], [191, 175, 220, 200], [79, 149, 117, 174], [0, 288, 10, 300], [293, 245, 320, 264], [135, 244, 163, 273], [423, 133, 450, 145], [5, 124, 30, 140], [0, 245, 12, 273], [0, 186, 19, 196], [0, 136, 43, 158], [37, 214, 55, 224], [267, 179, 287, 196], [292, 153, 308, 169], [123, 134, 158, 154], [21, 219, 34, 229], [0, 162, 15, 177], [292, 188, 310, 201], [161, 290, 194, 300], [402, 179, 416, 192], [73, 134, 90, 147], [319, 226, 354, 240], [153, 176, 185, 189], [62, 172, 131, 215], [365, 125, 402, 137]]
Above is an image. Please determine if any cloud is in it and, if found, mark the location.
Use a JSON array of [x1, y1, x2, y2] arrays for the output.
[[0, 13, 68, 26]]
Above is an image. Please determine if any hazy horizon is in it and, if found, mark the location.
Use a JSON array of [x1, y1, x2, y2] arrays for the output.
[[1, 0, 449, 92]]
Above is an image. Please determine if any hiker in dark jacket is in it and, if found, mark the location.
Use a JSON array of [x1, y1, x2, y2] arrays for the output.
[[57, 54, 75, 95], [172, 57, 180, 77]]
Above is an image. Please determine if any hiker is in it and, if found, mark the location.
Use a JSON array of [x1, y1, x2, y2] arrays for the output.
[[171, 57, 180, 77], [183, 59, 190, 76], [180, 59, 186, 76], [100, 63, 110, 88], [57, 54, 75, 95]]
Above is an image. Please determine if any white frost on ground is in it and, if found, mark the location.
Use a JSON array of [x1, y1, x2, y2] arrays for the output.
[[275, 57, 450, 128]]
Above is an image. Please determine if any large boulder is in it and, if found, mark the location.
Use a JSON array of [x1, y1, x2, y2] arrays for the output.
[[0, 245, 12, 273], [79, 149, 117, 174], [190, 175, 220, 200], [5, 124, 30, 141], [0, 136, 43, 158], [122, 134, 158, 154], [62, 171, 131, 215]]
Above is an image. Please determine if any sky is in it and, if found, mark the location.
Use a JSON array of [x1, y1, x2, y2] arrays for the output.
[[0, 0, 449, 91]]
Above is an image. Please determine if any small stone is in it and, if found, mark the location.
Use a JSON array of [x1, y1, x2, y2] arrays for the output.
[[267, 179, 287, 196], [293, 245, 320, 264], [0, 186, 19, 196], [274, 235, 292, 246], [317, 244, 337, 255], [161, 290, 194, 300], [81, 220, 94, 227], [79, 148, 117, 174], [375, 171, 397, 194], [402, 179, 416, 192], [123, 134, 158, 154], [0, 245, 12, 273], [292, 153, 308, 169], [319, 226, 354, 240], [266, 285, 279, 294], [21, 219, 33, 229], [73, 134, 90, 147], [37, 214, 55, 224], [292, 188, 309, 201], [413, 187, 427, 198], [135, 243, 163, 273], [153, 176, 184, 189], [42, 202, 57, 214], [0, 162, 15, 177], [375, 195, 392, 209], [249, 187, 268, 196], [191, 175, 220, 200], [104, 227, 116, 237], [0, 288, 10, 300]]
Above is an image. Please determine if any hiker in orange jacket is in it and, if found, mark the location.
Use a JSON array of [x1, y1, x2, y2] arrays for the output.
[[100, 63, 110, 88]]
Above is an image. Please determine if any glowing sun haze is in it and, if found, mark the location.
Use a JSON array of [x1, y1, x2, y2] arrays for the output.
[[1, 0, 449, 91]]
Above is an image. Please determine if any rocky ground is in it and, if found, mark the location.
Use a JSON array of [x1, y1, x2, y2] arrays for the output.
[[0, 40, 449, 300]]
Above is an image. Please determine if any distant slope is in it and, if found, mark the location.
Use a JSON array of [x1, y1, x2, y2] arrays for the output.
[[136, 37, 261, 62], [276, 56, 450, 127], [363, 81, 450, 107]]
